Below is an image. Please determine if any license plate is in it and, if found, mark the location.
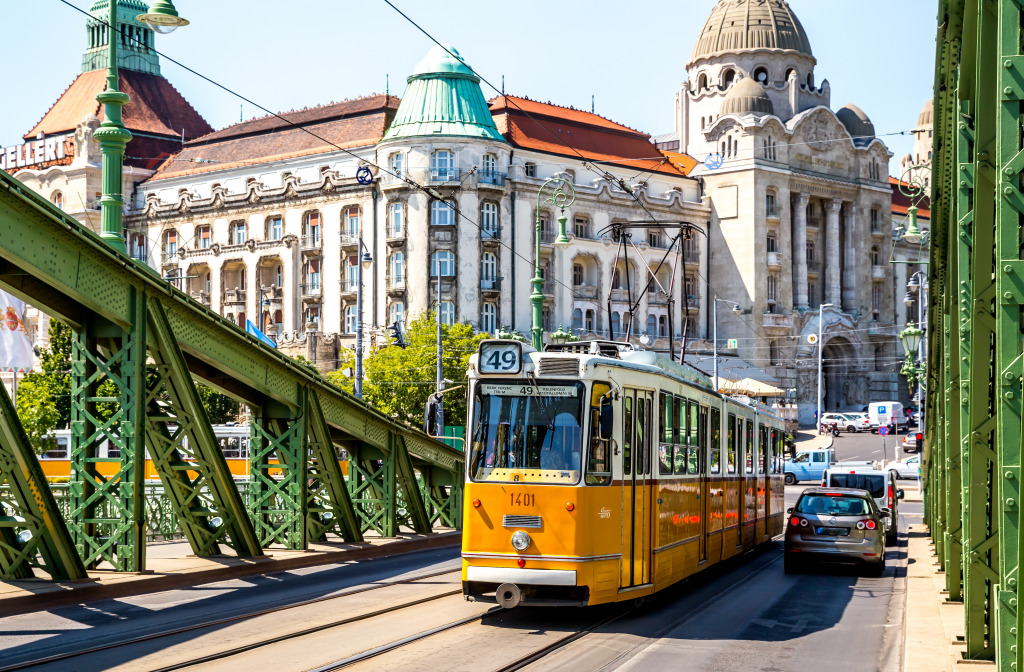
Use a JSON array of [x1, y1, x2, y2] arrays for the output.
[[815, 527, 849, 536]]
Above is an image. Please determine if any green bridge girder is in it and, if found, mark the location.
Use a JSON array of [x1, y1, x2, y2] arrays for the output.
[[0, 167, 463, 579], [927, 1, 1024, 670]]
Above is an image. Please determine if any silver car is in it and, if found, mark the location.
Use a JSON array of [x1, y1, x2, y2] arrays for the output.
[[784, 487, 887, 576]]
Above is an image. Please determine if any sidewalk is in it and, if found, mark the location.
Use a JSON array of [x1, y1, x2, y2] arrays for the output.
[[792, 429, 835, 451], [0, 530, 460, 617]]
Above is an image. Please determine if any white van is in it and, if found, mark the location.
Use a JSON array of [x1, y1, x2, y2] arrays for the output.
[[867, 401, 907, 431]]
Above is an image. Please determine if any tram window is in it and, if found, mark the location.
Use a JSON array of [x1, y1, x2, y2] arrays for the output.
[[674, 396, 687, 474], [757, 425, 765, 475], [637, 397, 648, 475], [710, 408, 721, 474], [745, 420, 754, 474], [686, 402, 698, 474], [727, 414, 737, 474], [659, 392, 673, 475], [623, 396, 632, 476], [587, 383, 612, 485]]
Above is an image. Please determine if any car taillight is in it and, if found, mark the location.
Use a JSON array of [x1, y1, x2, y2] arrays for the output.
[[800, 518, 809, 527], [865, 519, 877, 530], [888, 486, 894, 508], [856, 521, 866, 530], [790, 516, 800, 526]]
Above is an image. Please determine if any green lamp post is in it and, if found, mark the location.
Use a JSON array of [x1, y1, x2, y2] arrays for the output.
[[531, 178, 575, 350], [95, 0, 189, 255]]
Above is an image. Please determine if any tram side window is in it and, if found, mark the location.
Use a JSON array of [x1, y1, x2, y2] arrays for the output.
[[710, 408, 721, 474], [659, 392, 674, 475], [587, 383, 612, 485], [727, 414, 737, 474], [623, 396, 632, 476], [770, 428, 780, 473], [688, 402, 701, 474], [674, 396, 687, 475], [44, 437, 69, 459], [745, 420, 754, 474], [757, 425, 766, 475], [637, 396, 649, 475]]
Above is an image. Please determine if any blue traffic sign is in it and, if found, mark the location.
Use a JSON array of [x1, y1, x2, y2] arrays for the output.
[[878, 426, 889, 436], [704, 153, 723, 170]]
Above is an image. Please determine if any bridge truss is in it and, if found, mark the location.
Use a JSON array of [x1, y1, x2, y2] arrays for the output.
[[0, 168, 463, 580], [926, 1, 1024, 669]]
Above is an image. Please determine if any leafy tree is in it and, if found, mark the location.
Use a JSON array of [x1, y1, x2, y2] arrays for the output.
[[197, 383, 241, 424], [14, 374, 60, 454], [329, 313, 487, 428]]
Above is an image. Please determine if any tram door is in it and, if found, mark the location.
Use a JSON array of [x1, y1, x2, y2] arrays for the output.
[[621, 388, 653, 588], [696, 403, 709, 562]]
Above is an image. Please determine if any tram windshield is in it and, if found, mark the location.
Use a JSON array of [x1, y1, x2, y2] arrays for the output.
[[469, 381, 586, 484]]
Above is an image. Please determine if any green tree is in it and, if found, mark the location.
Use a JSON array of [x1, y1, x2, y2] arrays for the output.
[[15, 319, 71, 453], [329, 313, 486, 428], [197, 383, 241, 425]]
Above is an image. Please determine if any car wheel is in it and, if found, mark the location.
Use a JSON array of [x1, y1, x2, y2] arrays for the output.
[[784, 473, 796, 485], [846, 425, 856, 433], [784, 553, 801, 574]]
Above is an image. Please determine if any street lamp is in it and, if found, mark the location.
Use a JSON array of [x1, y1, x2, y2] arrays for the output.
[[816, 302, 834, 429], [95, 0, 189, 255], [902, 269, 928, 432], [712, 297, 741, 393], [531, 178, 575, 350], [355, 241, 372, 399], [549, 325, 573, 346]]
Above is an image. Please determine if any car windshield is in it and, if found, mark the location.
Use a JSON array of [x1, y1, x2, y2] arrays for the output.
[[468, 381, 586, 484], [796, 494, 871, 516], [828, 473, 885, 498]]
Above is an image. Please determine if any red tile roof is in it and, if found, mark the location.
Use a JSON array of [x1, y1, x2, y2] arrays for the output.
[[26, 69, 212, 142], [889, 175, 931, 214], [489, 95, 697, 177], [149, 95, 400, 181]]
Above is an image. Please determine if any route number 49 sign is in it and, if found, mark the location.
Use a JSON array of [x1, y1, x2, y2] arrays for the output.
[[479, 341, 523, 374]]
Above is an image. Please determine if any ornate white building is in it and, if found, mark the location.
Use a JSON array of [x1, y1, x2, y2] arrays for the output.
[[658, 0, 899, 422]]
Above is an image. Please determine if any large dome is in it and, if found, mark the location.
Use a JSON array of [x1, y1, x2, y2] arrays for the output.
[[918, 99, 933, 127], [691, 0, 813, 64], [837, 104, 875, 142], [719, 77, 775, 117]]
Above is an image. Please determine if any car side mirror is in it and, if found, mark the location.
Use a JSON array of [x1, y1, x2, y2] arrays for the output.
[[878, 510, 890, 518], [598, 399, 614, 440], [786, 507, 793, 514], [897, 489, 905, 500]]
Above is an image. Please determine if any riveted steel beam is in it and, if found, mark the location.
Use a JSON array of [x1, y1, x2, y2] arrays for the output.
[[305, 393, 362, 543]]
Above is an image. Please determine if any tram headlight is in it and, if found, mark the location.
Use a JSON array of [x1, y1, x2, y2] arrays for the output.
[[511, 531, 532, 552]]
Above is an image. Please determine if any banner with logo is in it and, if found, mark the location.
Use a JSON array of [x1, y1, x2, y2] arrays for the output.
[[0, 291, 34, 372]]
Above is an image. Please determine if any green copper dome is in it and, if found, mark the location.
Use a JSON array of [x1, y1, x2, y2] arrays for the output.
[[383, 44, 506, 142]]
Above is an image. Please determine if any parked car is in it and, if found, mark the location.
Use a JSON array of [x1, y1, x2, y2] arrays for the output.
[[821, 468, 902, 545], [783, 448, 875, 485], [902, 432, 924, 452], [889, 455, 921, 480], [867, 402, 909, 431], [784, 487, 888, 576]]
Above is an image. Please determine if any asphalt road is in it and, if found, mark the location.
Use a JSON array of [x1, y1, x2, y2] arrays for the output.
[[830, 426, 922, 464]]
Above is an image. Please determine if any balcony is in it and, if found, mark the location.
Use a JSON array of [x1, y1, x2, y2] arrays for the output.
[[871, 224, 886, 238], [260, 286, 283, 305], [806, 261, 821, 275], [478, 170, 506, 189], [386, 225, 405, 245], [762, 312, 794, 332], [481, 227, 501, 244], [481, 277, 502, 294], [301, 233, 322, 253], [428, 167, 462, 184], [301, 281, 322, 300], [161, 248, 179, 265], [386, 276, 406, 295], [872, 265, 887, 280], [648, 290, 668, 306], [381, 171, 408, 189], [129, 247, 148, 263], [683, 249, 700, 265], [767, 251, 782, 269], [573, 284, 598, 300], [224, 288, 246, 306], [685, 297, 701, 311], [190, 291, 211, 307], [806, 218, 822, 230], [340, 276, 358, 296], [340, 232, 359, 249], [539, 229, 555, 246], [766, 206, 782, 220]]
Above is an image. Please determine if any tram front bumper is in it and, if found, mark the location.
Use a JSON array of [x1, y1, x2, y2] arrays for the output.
[[463, 567, 587, 607]]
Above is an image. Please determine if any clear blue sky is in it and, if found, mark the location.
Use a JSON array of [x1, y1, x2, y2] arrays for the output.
[[1, 1, 937, 174]]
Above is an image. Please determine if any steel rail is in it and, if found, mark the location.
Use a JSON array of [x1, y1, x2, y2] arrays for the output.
[[0, 567, 461, 672]]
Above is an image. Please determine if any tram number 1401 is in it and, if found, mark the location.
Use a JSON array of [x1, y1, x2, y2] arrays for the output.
[[511, 493, 536, 507]]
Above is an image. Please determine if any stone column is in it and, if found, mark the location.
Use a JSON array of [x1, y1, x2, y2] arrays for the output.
[[825, 198, 842, 306], [792, 192, 810, 312], [842, 203, 857, 313]]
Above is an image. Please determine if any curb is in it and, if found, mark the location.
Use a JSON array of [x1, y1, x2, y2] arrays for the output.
[[1, 531, 462, 617]]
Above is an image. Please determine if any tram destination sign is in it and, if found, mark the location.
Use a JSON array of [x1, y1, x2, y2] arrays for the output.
[[479, 384, 578, 398]]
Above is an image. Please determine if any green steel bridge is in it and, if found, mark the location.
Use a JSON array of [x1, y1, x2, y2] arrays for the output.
[[0, 168, 463, 582], [926, 0, 1024, 669]]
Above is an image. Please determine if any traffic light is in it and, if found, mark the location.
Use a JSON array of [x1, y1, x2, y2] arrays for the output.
[[915, 433, 923, 452], [387, 321, 406, 348]]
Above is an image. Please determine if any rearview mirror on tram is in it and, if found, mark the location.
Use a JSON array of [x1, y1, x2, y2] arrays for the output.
[[599, 399, 613, 440]]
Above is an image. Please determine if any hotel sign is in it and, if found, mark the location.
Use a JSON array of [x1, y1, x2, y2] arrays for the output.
[[0, 134, 72, 172]]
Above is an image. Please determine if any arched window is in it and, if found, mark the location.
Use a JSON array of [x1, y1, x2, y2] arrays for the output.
[[585, 309, 595, 332], [806, 72, 814, 88], [266, 215, 283, 240], [697, 73, 708, 90], [481, 202, 498, 238], [388, 202, 404, 237], [163, 229, 178, 258], [481, 252, 497, 288], [52, 191, 63, 210], [481, 303, 497, 334], [753, 66, 769, 83], [573, 263, 584, 286], [723, 68, 736, 88], [389, 152, 404, 177], [389, 252, 405, 284], [573, 308, 583, 331], [701, 117, 706, 130], [658, 315, 667, 338], [304, 211, 321, 246], [785, 68, 796, 80], [431, 150, 455, 180], [431, 199, 455, 226], [343, 206, 361, 238], [273, 309, 283, 330], [439, 301, 455, 325], [431, 250, 455, 276], [344, 306, 357, 334], [611, 312, 620, 339], [646, 315, 657, 336], [196, 224, 211, 249], [231, 220, 247, 245], [388, 301, 405, 326], [871, 246, 880, 265]]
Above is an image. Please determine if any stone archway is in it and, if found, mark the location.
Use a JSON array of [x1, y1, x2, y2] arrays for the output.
[[822, 336, 856, 411]]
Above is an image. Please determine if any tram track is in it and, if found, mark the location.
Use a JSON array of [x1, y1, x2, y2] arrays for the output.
[[0, 567, 463, 672]]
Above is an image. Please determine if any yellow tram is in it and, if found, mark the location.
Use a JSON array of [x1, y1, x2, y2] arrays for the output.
[[461, 339, 786, 607]]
